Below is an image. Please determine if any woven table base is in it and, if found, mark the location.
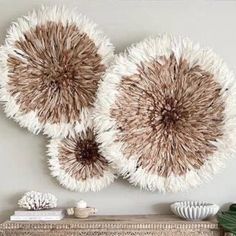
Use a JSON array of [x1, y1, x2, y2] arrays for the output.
[[0, 215, 224, 236]]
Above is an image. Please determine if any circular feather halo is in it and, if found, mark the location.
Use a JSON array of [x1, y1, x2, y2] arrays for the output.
[[94, 34, 236, 193], [47, 127, 116, 192], [0, 6, 114, 138]]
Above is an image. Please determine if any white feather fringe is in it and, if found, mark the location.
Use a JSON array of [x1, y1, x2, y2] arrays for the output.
[[94, 34, 236, 193], [0, 5, 114, 138], [47, 135, 116, 192]]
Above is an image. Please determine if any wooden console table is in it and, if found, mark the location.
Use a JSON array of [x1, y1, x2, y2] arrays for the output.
[[0, 215, 224, 236]]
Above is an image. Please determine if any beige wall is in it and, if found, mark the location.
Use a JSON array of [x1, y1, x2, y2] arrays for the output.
[[0, 0, 236, 223]]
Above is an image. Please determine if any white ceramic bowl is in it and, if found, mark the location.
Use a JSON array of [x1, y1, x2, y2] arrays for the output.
[[170, 201, 219, 220]]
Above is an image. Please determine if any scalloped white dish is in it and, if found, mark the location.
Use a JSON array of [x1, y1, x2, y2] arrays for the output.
[[170, 201, 219, 220]]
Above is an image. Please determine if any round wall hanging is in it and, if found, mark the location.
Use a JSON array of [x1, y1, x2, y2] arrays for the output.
[[0, 6, 114, 138], [47, 127, 116, 192], [94, 35, 236, 193]]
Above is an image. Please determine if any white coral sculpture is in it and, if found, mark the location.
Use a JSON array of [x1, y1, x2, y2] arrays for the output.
[[18, 191, 57, 210]]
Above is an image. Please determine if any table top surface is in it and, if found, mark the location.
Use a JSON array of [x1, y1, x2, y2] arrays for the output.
[[0, 215, 219, 230]]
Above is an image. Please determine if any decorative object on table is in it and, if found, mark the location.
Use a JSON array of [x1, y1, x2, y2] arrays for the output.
[[0, 5, 114, 138], [171, 201, 219, 220], [47, 128, 116, 192], [18, 191, 57, 210], [76, 200, 87, 208], [67, 200, 97, 218], [218, 203, 236, 235], [10, 209, 65, 221], [94, 34, 236, 193]]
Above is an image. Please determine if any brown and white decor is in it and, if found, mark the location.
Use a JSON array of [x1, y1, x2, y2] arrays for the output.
[[0, 5, 236, 193], [94, 34, 236, 193], [47, 127, 116, 192], [0, 6, 114, 138]]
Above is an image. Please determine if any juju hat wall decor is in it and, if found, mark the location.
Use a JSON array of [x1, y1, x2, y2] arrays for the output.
[[0, 6, 114, 138], [47, 127, 116, 192], [94, 34, 236, 193]]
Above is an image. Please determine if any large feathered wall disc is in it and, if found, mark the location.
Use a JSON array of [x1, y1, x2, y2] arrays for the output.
[[0, 6, 114, 138], [94, 35, 236, 193], [47, 127, 116, 192]]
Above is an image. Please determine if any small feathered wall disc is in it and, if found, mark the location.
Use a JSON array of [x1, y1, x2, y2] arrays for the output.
[[94, 35, 236, 193], [0, 6, 113, 138], [48, 128, 116, 192]]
